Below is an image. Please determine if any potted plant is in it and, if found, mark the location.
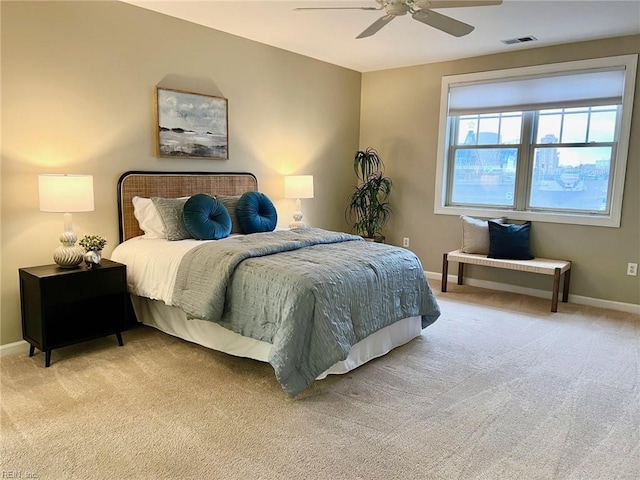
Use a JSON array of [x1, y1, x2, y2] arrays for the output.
[[346, 147, 392, 242], [79, 235, 107, 268]]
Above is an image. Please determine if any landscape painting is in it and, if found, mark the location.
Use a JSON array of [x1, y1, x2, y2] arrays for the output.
[[156, 87, 228, 159]]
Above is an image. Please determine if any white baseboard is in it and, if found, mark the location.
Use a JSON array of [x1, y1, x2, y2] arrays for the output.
[[0, 340, 30, 357], [426, 271, 640, 315]]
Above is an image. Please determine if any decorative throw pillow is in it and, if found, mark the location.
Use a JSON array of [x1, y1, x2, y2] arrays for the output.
[[236, 192, 278, 234], [151, 197, 192, 241], [487, 221, 534, 260], [460, 215, 507, 254], [183, 194, 232, 240], [132, 196, 166, 239], [216, 195, 243, 234]]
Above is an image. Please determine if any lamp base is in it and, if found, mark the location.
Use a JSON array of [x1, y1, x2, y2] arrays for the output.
[[288, 220, 307, 229], [54, 246, 84, 268], [53, 230, 84, 268], [289, 208, 307, 229]]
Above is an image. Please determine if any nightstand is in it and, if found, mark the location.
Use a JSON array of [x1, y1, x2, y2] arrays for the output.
[[19, 259, 128, 367]]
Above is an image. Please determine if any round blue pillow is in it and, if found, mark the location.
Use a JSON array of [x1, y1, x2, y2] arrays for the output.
[[183, 194, 232, 240], [236, 192, 277, 234]]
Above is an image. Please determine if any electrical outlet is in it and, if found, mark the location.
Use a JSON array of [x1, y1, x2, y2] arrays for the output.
[[627, 263, 638, 276], [402, 237, 410, 248]]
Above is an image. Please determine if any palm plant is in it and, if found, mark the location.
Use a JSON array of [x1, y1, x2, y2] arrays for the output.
[[346, 148, 392, 241]]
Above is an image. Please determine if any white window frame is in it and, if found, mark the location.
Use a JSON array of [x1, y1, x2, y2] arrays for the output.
[[434, 55, 637, 227]]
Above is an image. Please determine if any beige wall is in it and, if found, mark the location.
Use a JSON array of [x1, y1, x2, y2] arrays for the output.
[[360, 35, 640, 305], [0, 1, 361, 345], [2, 3, 638, 348]]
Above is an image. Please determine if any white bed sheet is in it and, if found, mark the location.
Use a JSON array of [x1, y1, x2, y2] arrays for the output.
[[112, 236, 216, 303]]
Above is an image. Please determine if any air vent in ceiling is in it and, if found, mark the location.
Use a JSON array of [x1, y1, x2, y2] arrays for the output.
[[501, 36, 538, 45]]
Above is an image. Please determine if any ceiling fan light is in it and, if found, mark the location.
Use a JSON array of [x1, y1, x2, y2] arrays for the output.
[[386, 1, 410, 16]]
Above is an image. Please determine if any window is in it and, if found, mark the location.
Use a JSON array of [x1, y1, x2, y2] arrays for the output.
[[434, 55, 637, 227]]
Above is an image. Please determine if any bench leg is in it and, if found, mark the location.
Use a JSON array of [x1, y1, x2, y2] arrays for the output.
[[551, 267, 561, 312], [562, 267, 571, 303], [457, 263, 464, 285], [441, 253, 449, 292]]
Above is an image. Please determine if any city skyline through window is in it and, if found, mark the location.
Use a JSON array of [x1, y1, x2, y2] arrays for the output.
[[448, 105, 617, 213]]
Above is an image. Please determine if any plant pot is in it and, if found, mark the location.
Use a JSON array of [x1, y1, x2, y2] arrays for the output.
[[363, 235, 385, 243], [84, 250, 102, 269]]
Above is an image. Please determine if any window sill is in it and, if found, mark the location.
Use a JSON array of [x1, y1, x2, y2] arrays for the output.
[[434, 204, 621, 228]]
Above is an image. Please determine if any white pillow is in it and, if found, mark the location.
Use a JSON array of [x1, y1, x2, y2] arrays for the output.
[[460, 215, 507, 254], [132, 196, 166, 239]]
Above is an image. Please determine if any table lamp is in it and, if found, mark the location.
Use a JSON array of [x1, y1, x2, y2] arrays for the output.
[[39, 174, 94, 268], [284, 175, 314, 229]]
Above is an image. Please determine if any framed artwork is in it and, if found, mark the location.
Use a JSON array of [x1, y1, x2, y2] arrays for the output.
[[155, 87, 228, 159]]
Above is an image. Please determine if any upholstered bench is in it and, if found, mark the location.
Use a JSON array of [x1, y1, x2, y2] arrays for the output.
[[441, 250, 572, 312]]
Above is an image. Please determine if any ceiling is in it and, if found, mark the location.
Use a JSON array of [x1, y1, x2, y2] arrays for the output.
[[122, 0, 640, 72]]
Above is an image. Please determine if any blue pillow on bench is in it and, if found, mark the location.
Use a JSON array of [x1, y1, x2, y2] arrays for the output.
[[488, 221, 534, 260]]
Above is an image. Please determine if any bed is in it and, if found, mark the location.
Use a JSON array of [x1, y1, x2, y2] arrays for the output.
[[112, 171, 440, 396]]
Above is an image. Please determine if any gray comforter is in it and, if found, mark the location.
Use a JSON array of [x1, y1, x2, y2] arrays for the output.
[[172, 228, 440, 396]]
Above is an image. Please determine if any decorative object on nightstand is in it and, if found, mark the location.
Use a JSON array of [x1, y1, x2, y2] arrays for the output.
[[284, 175, 314, 228], [38, 174, 94, 268], [84, 250, 101, 269], [19, 259, 128, 367], [79, 234, 107, 269], [346, 147, 391, 243]]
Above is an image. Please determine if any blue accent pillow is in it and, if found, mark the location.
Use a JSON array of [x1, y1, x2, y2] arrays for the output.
[[488, 221, 534, 260], [236, 192, 277, 234], [183, 194, 232, 240]]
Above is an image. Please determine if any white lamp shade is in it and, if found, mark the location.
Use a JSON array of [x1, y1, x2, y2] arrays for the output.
[[39, 174, 94, 212], [284, 175, 314, 199]]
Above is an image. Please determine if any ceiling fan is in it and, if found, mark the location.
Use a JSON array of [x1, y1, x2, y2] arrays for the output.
[[295, 0, 503, 39]]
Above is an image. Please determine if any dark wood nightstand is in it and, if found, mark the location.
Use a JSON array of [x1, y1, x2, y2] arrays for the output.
[[19, 259, 128, 367]]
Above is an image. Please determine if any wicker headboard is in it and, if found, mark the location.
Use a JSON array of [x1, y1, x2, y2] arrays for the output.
[[117, 171, 258, 242]]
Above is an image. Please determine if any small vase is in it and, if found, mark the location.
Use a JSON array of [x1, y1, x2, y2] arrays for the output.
[[84, 250, 102, 269]]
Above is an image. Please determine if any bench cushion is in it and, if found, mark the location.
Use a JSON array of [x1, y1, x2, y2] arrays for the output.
[[446, 249, 570, 276]]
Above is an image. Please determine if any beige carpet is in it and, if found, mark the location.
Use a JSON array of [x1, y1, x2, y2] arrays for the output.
[[1, 284, 639, 480]]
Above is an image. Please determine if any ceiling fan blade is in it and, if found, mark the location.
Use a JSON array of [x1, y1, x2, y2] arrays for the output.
[[415, 1, 502, 8], [294, 6, 381, 11], [356, 14, 396, 39], [412, 9, 474, 37]]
